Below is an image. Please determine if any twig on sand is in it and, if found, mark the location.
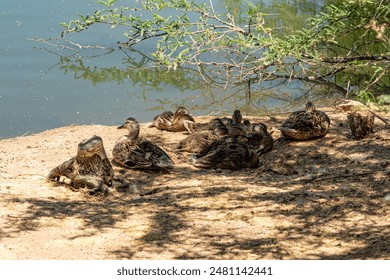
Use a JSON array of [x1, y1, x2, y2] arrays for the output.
[[369, 110, 390, 128]]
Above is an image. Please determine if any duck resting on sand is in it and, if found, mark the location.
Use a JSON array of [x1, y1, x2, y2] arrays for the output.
[[174, 127, 222, 154], [184, 109, 248, 135], [113, 117, 174, 171], [48, 135, 114, 195], [177, 110, 252, 154], [149, 107, 195, 132], [245, 123, 274, 155], [190, 136, 259, 170], [190, 116, 260, 170], [347, 111, 375, 139], [279, 101, 330, 140]]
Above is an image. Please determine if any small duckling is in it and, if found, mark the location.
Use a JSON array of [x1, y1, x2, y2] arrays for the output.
[[243, 120, 252, 133], [227, 109, 253, 136], [215, 109, 243, 127], [279, 101, 330, 140], [232, 109, 243, 125], [113, 118, 174, 171], [347, 111, 375, 139], [149, 107, 195, 132]]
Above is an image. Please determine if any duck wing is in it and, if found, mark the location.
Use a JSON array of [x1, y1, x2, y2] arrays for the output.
[[246, 132, 273, 155], [174, 131, 218, 153], [149, 111, 174, 130], [280, 110, 330, 140], [191, 137, 258, 169], [138, 139, 174, 168], [168, 114, 195, 132], [112, 137, 171, 171], [194, 136, 229, 157], [312, 110, 331, 135]]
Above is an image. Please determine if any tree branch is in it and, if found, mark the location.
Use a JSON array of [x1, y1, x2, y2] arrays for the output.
[[304, 55, 390, 64]]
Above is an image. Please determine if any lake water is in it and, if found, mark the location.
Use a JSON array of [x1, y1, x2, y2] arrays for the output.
[[0, 0, 329, 139]]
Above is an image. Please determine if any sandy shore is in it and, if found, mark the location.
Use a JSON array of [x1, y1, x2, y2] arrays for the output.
[[1, 108, 389, 259]]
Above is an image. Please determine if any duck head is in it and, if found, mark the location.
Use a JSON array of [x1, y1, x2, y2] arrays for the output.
[[305, 101, 316, 112], [232, 110, 242, 124], [174, 107, 190, 118], [117, 117, 140, 139]]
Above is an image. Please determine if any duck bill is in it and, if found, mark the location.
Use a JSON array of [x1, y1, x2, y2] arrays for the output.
[[117, 124, 125, 129]]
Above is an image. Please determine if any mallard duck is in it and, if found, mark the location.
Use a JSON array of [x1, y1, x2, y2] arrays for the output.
[[215, 109, 243, 127], [279, 101, 330, 140], [347, 111, 375, 139], [184, 109, 245, 134], [243, 119, 252, 132], [149, 107, 195, 132], [226, 109, 254, 136], [113, 118, 174, 171], [190, 136, 259, 170], [174, 129, 220, 154], [48, 135, 114, 195], [184, 116, 229, 135], [176, 112, 248, 153], [208, 118, 229, 136], [246, 123, 274, 155], [149, 110, 174, 130], [232, 109, 243, 124]]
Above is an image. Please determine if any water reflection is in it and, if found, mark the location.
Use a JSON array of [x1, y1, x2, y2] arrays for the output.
[[0, 0, 336, 139], [51, 45, 334, 113]]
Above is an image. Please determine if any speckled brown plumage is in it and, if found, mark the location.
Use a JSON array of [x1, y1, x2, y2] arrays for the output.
[[113, 117, 174, 171], [149, 107, 195, 132], [245, 123, 274, 155], [279, 101, 330, 140], [347, 111, 375, 139], [48, 135, 114, 195], [190, 136, 259, 170]]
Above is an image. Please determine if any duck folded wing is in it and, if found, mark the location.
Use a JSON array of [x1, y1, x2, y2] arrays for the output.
[[191, 137, 259, 170], [280, 101, 330, 140]]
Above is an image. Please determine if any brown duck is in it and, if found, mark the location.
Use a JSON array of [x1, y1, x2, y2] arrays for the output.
[[245, 123, 274, 155], [279, 101, 330, 140], [174, 127, 221, 154], [176, 110, 248, 153], [113, 117, 174, 171], [149, 107, 195, 132], [48, 135, 114, 195], [190, 136, 259, 170], [347, 111, 375, 139], [184, 109, 248, 136]]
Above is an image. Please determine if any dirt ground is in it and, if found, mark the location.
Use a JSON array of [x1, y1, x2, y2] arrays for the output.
[[1, 102, 389, 260]]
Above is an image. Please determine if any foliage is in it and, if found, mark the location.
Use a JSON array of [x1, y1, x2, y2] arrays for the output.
[[58, 0, 389, 102]]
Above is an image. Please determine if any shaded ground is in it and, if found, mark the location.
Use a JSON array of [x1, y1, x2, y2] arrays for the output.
[[0, 103, 389, 259]]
